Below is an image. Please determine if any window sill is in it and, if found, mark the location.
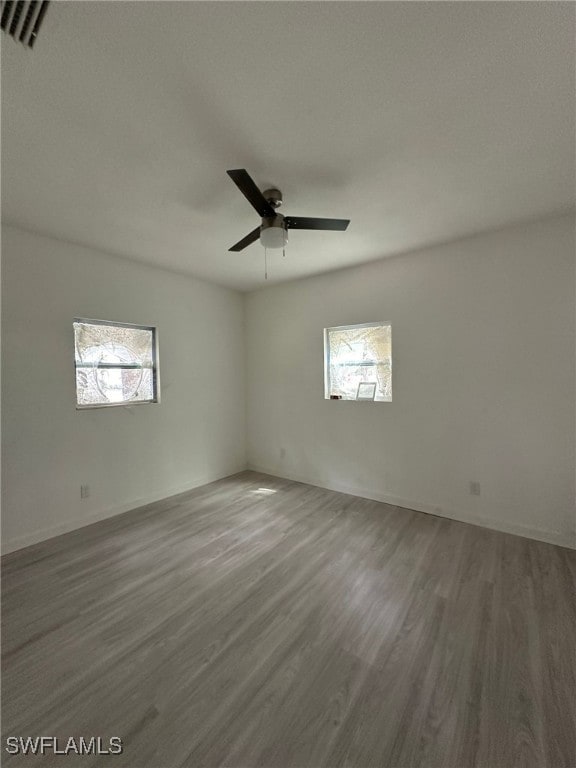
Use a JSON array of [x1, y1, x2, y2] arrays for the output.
[[76, 400, 159, 410], [325, 397, 392, 403]]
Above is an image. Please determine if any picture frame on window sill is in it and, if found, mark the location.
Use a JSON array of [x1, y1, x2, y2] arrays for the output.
[[356, 382, 377, 401]]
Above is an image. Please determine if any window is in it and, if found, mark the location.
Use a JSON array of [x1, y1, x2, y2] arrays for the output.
[[324, 323, 391, 401], [73, 319, 158, 408]]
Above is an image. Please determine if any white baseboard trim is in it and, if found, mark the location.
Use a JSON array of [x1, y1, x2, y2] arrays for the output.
[[4, 464, 573, 555], [1, 465, 248, 556], [248, 463, 576, 550]]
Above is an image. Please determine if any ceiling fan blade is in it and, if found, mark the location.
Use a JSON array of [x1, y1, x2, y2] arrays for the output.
[[227, 169, 276, 219], [229, 226, 261, 252], [285, 216, 350, 231]]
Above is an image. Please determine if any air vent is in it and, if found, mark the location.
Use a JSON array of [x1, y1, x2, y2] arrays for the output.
[[1, 0, 49, 48]]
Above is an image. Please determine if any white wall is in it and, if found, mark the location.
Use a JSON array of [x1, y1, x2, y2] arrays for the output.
[[3, 215, 575, 554], [246, 214, 576, 548], [1, 226, 246, 553]]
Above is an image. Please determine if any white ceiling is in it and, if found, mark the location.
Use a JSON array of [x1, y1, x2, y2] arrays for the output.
[[2, 1, 574, 291]]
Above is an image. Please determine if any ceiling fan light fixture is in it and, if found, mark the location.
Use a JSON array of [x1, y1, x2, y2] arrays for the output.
[[260, 224, 288, 249]]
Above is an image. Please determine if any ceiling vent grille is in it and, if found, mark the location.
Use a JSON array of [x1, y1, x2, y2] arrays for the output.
[[1, 0, 50, 48]]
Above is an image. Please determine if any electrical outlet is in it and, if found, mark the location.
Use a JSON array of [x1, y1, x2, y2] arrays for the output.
[[469, 481, 481, 496], [80, 484, 90, 499], [280, 447, 286, 460]]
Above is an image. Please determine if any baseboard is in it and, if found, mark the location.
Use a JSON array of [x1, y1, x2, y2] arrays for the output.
[[1, 465, 248, 555], [5, 464, 573, 555], [247, 463, 576, 550]]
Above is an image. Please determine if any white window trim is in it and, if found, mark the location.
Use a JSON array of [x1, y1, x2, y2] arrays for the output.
[[74, 317, 161, 410], [324, 321, 391, 402]]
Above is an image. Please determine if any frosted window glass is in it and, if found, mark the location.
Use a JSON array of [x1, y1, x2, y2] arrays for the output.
[[74, 320, 158, 407], [325, 324, 391, 401]]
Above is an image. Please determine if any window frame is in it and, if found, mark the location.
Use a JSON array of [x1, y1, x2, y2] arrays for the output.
[[324, 321, 392, 402], [73, 317, 160, 410]]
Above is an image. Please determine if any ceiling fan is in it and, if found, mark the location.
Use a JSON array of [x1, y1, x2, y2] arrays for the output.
[[227, 169, 350, 252]]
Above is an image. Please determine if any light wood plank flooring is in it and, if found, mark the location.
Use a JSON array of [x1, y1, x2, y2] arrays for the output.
[[2, 471, 575, 767]]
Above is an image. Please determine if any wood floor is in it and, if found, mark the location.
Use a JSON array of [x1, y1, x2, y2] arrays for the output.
[[2, 471, 575, 768]]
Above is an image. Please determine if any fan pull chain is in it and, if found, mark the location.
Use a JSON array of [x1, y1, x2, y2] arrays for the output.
[[283, 244, 286, 258], [264, 247, 268, 280]]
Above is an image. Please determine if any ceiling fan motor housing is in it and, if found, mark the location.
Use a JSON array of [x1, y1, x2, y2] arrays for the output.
[[260, 213, 288, 249], [263, 188, 282, 209]]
